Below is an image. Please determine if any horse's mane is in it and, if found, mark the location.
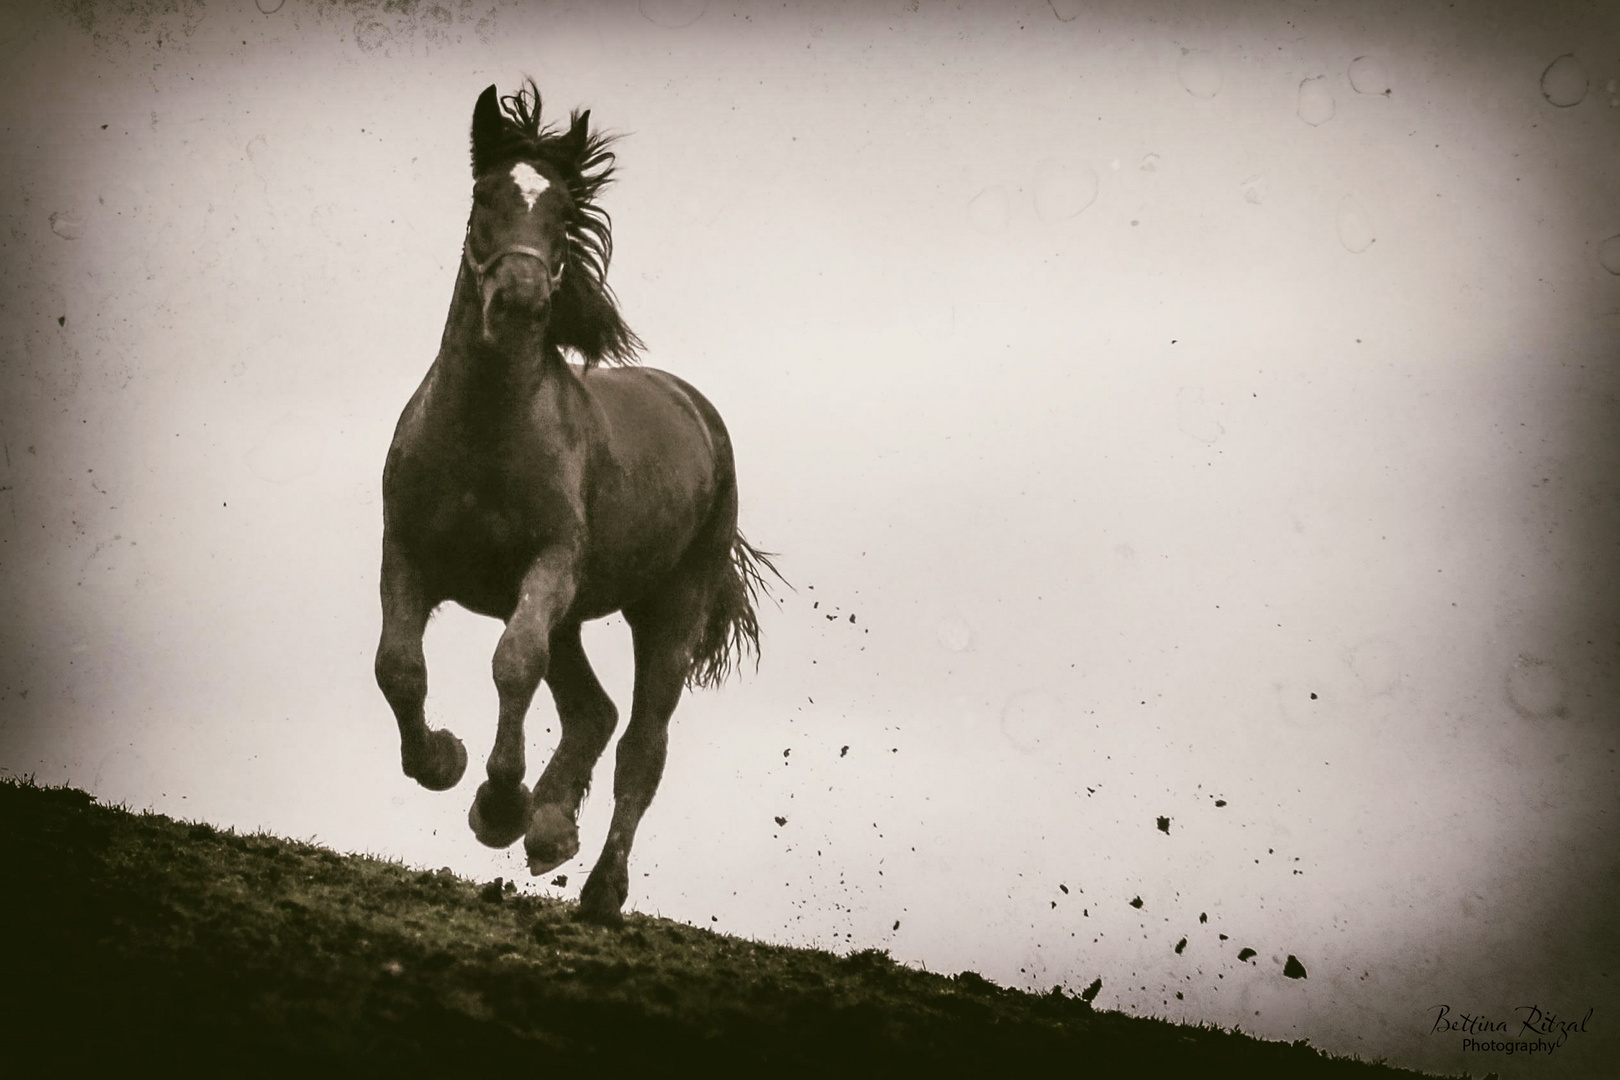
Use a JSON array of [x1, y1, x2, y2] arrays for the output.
[[472, 79, 641, 367]]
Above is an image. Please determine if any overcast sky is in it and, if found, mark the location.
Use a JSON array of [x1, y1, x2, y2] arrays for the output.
[[2, 1, 1618, 1075]]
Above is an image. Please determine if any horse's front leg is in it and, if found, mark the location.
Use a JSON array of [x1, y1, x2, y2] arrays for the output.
[[468, 549, 578, 848], [375, 536, 466, 791], [523, 624, 620, 875]]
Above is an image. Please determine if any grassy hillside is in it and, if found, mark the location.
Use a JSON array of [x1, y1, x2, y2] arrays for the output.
[[0, 778, 1450, 1078]]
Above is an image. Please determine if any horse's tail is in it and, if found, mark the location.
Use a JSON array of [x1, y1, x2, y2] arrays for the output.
[[687, 533, 785, 690]]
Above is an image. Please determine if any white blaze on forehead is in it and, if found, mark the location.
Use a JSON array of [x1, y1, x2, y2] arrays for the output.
[[509, 162, 551, 211]]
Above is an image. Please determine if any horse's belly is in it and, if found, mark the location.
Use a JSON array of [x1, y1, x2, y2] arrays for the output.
[[574, 490, 714, 614]]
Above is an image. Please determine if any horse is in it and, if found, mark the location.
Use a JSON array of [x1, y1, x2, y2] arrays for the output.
[[374, 80, 779, 925]]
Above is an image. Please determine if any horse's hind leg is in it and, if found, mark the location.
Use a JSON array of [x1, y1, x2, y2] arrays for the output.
[[468, 549, 578, 848], [375, 537, 466, 791], [575, 583, 707, 925], [523, 624, 620, 874]]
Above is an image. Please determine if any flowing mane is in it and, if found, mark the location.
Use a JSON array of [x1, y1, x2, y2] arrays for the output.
[[471, 78, 641, 367]]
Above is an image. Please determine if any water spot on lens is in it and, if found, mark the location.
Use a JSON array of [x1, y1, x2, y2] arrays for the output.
[[1539, 54, 1587, 107], [247, 413, 326, 483], [1176, 386, 1224, 444], [1177, 48, 1222, 98], [1346, 637, 1403, 696], [21, 320, 83, 398], [1597, 234, 1620, 275], [255, 0, 285, 12], [904, 270, 956, 342], [906, 296, 955, 343], [1032, 158, 1098, 222], [968, 185, 1010, 233], [1336, 195, 1375, 253], [937, 613, 972, 652], [639, 0, 706, 28], [353, 19, 392, 52], [1505, 655, 1568, 719], [1002, 690, 1060, 753], [1298, 76, 1335, 126], [49, 211, 82, 240], [1348, 55, 1390, 95]]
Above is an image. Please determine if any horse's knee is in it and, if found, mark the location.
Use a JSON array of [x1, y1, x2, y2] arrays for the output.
[[492, 634, 548, 700], [375, 648, 426, 707]]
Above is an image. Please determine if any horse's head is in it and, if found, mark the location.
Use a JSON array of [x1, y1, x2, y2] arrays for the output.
[[463, 81, 641, 365]]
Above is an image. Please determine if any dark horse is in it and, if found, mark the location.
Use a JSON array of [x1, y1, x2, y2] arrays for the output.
[[375, 81, 777, 925]]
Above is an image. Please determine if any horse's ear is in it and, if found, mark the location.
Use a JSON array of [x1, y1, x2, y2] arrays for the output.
[[470, 84, 503, 174], [557, 109, 591, 167]]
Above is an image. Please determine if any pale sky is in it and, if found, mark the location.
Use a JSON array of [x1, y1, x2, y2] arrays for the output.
[[2, 1, 1618, 1076]]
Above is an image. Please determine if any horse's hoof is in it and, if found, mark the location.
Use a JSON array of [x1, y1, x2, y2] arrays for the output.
[[576, 867, 628, 926], [407, 729, 467, 792], [469, 780, 531, 848], [524, 803, 580, 875], [575, 886, 625, 928]]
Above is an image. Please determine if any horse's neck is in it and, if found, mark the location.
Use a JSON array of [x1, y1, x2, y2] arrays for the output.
[[434, 268, 568, 427]]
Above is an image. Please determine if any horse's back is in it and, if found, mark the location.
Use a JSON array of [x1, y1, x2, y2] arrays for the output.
[[580, 364, 734, 484]]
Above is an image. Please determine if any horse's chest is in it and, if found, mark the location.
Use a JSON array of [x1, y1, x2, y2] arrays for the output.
[[400, 455, 579, 570], [431, 489, 529, 549]]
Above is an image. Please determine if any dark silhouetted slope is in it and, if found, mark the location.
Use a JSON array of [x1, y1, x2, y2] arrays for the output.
[[0, 779, 1450, 1078]]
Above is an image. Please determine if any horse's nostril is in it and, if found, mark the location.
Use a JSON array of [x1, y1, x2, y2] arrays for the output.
[[502, 284, 549, 308]]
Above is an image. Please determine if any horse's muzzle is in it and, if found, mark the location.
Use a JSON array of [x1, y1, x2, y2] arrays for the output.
[[480, 259, 556, 340]]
